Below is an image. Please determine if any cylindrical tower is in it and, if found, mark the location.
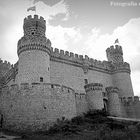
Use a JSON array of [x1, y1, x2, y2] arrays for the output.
[[106, 40, 134, 97], [84, 83, 104, 110], [106, 39, 123, 63], [106, 87, 121, 117], [16, 15, 51, 84]]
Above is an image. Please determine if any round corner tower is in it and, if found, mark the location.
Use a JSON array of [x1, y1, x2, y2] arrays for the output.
[[106, 87, 121, 117], [106, 39, 134, 98], [84, 83, 104, 110], [16, 15, 51, 84]]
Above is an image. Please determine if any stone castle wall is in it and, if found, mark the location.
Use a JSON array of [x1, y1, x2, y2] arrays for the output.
[[0, 83, 77, 131], [0, 15, 137, 132], [0, 59, 11, 76], [112, 72, 134, 97], [120, 97, 140, 119], [16, 49, 50, 84], [75, 93, 88, 115], [106, 87, 121, 117], [50, 60, 113, 93]]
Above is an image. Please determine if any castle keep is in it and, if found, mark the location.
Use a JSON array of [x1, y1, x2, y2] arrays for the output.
[[0, 15, 140, 131]]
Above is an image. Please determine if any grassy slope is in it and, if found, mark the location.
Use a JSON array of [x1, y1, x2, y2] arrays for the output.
[[9, 110, 140, 140]]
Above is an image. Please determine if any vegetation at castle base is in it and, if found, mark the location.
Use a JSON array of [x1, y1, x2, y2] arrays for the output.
[[14, 109, 140, 140]]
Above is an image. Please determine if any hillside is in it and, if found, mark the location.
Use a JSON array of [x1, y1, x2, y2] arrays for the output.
[[4, 109, 140, 140]]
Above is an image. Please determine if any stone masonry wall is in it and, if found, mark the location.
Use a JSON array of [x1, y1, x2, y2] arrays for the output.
[[0, 83, 76, 132], [75, 93, 88, 115], [16, 50, 50, 84], [120, 97, 140, 119], [50, 61, 113, 93], [112, 72, 134, 97]]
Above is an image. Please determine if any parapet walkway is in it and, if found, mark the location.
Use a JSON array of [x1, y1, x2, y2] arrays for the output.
[[108, 116, 140, 123], [0, 132, 20, 140]]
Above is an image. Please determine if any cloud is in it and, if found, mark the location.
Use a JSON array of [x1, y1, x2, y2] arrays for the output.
[[131, 72, 140, 96], [34, 0, 69, 21], [46, 25, 82, 51], [83, 17, 140, 65], [81, 17, 140, 96], [0, 0, 139, 96], [0, 0, 69, 64], [33, 0, 62, 7]]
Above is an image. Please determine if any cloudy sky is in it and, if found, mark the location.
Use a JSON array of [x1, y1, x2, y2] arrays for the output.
[[0, 0, 140, 96]]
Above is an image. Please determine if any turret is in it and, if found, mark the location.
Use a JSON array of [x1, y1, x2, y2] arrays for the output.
[[84, 83, 104, 110], [16, 15, 51, 84], [106, 87, 121, 116], [106, 39, 134, 97], [106, 39, 123, 63]]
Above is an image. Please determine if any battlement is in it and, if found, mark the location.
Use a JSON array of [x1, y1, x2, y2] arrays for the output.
[[111, 62, 131, 74], [24, 15, 46, 25], [106, 45, 123, 56], [120, 96, 140, 104], [106, 86, 119, 94], [23, 15, 46, 37], [1, 82, 75, 95], [84, 83, 103, 92], [50, 47, 130, 74], [50, 47, 113, 71], [75, 92, 86, 98], [17, 40, 51, 56], [3, 62, 18, 84], [0, 59, 11, 76], [0, 59, 11, 69], [106, 40, 124, 63]]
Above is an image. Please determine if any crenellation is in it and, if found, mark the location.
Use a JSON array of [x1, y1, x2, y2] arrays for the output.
[[128, 97, 133, 102], [65, 51, 69, 57], [24, 15, 45, 24], [0, 15, 137, 131], [10, 84, 19, 94], [0, 59, 11, 69], [70, 52, 74, 57], [79, 55, 83, 60], [60, 49, 64, 55], [47, 39, 51, 46], [134, 96, 139, 102], [84, 83, 103, 93], [50, 47, 53, 52], [120, 96, 140, 104], [27, 15, 32, 19], [54, 48, 59, 54], [1, 82, 75, 96], [34, 14, 38, 19], [75, 93, 86, 99], [1, 85, 9, 94], [20, 83, 29, 90], [106, 86, 119, 94], [75, 54, 79, 58], [112, 62, 131, 74], [84, 55, 89, 60]]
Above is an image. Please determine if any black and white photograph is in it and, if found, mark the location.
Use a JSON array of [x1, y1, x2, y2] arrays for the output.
[[0, 0, 140, 139]]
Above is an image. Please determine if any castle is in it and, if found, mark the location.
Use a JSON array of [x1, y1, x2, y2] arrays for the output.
[[0, 15, 140, 132]]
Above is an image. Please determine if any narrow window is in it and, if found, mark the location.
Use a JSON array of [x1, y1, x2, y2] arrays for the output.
[[40, 77, 43, 82], [84, 79, 88, 84], [51, 85, 54, 88]]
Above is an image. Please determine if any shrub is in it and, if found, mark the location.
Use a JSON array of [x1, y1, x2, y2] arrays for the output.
[[71, 115, 85, 125]]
